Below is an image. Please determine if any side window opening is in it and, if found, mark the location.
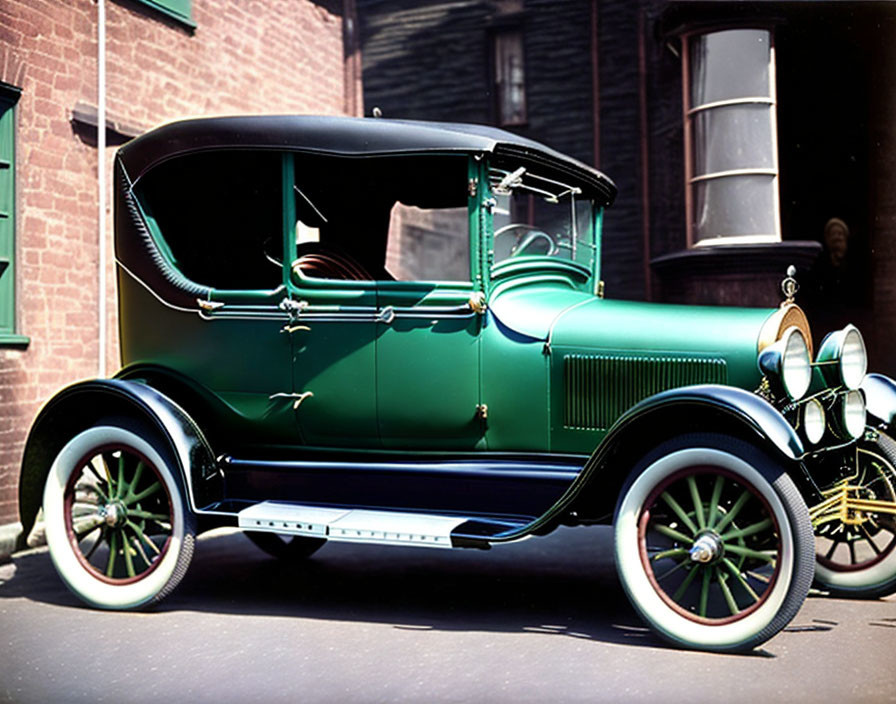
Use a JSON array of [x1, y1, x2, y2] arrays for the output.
[[135, 150, 283, 291], [290, 154, 470, 284], [385, 202, 469, 281]]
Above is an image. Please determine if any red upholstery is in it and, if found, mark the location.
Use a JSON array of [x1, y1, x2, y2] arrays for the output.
[[292, 247, 371, 281]]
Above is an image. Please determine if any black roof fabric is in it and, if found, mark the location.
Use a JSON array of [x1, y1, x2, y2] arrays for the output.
[[117, 115, 616, 205]]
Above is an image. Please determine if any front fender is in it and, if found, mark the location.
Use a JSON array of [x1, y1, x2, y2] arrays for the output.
[[19, 379, 219, 537], [614, 384, 804, 461], [492, 384, 804, 542]]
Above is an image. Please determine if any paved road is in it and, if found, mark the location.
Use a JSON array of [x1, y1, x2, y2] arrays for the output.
[[1, 526, 895, 704]]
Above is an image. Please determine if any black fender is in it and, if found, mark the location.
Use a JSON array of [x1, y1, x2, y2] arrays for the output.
[[19, 379, 221, 538], [862, 373, 896, 430], [114, 363, 238, 450], [605, 384, 804, 460], [494, 384, 805, 541]]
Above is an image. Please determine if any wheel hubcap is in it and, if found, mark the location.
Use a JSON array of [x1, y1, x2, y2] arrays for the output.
[[689, 532, 723, 564], [101, 501, 127, 528]]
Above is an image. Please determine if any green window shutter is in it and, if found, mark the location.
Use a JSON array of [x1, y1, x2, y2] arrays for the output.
[[0, 93, 15, 337], [134, 0, 195, 28]]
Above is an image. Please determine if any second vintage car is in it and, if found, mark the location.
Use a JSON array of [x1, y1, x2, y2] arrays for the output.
[[18, 115, 896, 652]]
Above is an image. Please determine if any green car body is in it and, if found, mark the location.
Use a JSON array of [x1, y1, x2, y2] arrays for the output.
[[21, 116, 896, 652]]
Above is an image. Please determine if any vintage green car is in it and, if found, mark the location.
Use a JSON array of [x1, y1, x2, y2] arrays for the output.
[[18, 116, 896, 652]]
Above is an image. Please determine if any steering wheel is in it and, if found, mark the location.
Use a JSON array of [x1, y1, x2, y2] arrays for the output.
[[494, 223, 558, 256]]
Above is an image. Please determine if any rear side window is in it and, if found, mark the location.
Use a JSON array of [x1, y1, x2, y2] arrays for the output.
[[288, 153, 470, 283], [135, 150, 283, 291], [385, 202, 469, 281]]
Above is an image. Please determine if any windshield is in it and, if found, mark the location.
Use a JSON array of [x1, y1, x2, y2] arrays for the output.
[[490, 165, 596, 271]]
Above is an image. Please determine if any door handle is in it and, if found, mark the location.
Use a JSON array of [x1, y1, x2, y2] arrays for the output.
[[280, 324, 311, 334], [269, 391, 314, 409]]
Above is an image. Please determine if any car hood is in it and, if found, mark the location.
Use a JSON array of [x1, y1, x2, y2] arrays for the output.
[[489, 284, 774, 389]]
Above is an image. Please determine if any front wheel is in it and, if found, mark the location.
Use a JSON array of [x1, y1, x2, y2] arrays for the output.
[[614, 434, 814, 652], [43, 422, 195, 610]]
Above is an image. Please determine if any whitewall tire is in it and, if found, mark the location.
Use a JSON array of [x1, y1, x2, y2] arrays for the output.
[[614, 434, 814, 652], [43, 422, 195, 610]]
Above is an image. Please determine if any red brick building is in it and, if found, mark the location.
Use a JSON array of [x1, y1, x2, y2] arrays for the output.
[[0, 0, 362, 556]]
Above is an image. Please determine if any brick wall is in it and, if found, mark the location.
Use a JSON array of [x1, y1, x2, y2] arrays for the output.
[[0, 0, 359, 534]]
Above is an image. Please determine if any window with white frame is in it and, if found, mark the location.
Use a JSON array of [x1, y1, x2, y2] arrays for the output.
[[683, 29, 780, 245]]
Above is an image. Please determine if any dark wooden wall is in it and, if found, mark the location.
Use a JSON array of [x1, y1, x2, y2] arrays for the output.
[[359, 0, 896, 374]]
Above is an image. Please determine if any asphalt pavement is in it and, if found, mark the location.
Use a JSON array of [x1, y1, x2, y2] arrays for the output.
[[1, 525, 895, 703]]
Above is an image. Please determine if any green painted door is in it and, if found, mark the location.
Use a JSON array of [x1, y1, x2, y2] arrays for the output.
[[185, 291, 296, 439], [373, 155, 484, 449], [375, 282, 483, 449], [287, 278, 379, 448]]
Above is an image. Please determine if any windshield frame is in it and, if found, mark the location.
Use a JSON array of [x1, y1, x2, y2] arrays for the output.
[[484, 159, 602, 292]]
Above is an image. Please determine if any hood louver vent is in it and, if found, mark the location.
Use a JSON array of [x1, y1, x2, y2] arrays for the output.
[[564, 354, 727, 430]]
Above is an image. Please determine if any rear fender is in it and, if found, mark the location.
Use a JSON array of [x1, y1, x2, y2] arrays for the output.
[[19, 379, 220, 538]]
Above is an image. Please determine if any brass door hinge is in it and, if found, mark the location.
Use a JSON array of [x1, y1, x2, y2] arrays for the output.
[[197, 298, 225, 312], [468, 292, 487, 314]]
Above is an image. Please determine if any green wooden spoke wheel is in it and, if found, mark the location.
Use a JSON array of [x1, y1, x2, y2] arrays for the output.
[[43, 422, 195, 610], [615, 434, 814, 652], [813, 431, 896, 598], [640, 470, 781, 622]]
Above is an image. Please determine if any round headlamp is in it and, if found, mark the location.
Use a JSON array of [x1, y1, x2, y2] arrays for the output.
[[802, 398, 826, 445], [840, 389, 866, 440], [817, 324, 867, 390], [758, 326, 812, 401]]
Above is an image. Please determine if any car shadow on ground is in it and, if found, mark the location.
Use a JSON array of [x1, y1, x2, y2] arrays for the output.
[[180, 526, 664, 649], [0, 525, 799, 656], [0, 526, 666, 648]]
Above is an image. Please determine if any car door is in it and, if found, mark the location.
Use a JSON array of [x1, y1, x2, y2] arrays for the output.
[[125, 148, 297, 445], [374, 157, 486, 450], [286, 275, 379, 448], [282, 152, 379, 447], [375, 282, 484, 449]]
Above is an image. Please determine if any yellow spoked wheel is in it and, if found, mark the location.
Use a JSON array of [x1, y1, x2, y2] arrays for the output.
[[812, 431, 896, 598]]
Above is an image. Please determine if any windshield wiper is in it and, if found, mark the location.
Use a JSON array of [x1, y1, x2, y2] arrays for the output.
[[494, 166, 527, 194]]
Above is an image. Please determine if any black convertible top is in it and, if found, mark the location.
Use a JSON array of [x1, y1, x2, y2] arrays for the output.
[[117, 115, 617, 205]]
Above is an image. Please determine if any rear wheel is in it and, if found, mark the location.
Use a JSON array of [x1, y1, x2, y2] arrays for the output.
[[812, 431, 896, 598], [43, 422, 195, 610], [614, 434, 814, 652]]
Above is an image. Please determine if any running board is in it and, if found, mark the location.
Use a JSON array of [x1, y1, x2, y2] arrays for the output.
[[237, 501, 530, 549]]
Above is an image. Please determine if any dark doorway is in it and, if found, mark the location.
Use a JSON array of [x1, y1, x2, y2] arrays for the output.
[[776, 10, 872, 340]]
